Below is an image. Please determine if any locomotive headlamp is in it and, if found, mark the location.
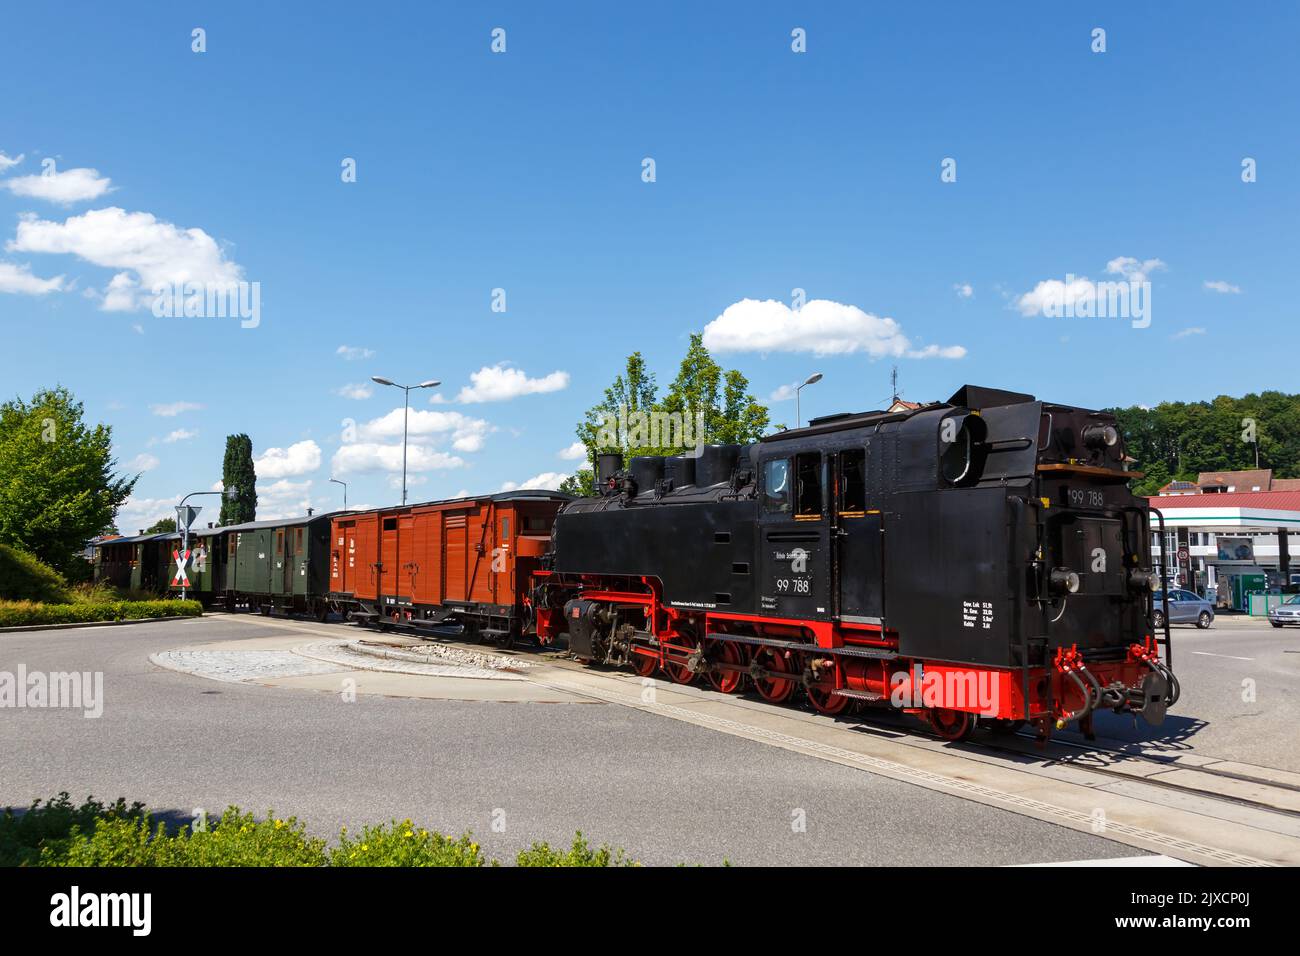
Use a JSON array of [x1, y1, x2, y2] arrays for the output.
[[1082, 424, 1119, 449], [1128, 569, 1160, 591], [1050, 569, 1080, 594]]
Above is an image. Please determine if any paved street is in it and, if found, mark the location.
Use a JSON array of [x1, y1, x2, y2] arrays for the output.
[[0, 616, 1144, 866], [1053, 617, 1300, 771]]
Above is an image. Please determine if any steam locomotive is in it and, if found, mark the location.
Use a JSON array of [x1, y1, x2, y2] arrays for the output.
[[532, 384, 1178, 740], [97, 382, 1177, 742]]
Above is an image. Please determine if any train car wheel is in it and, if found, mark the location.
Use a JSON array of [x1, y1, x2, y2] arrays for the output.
[[928, 708, 974, 741], [805, 685, 850, 716], [631, 649, 658, 677], [705, 640, 745, 694], [751, 648, 796, 704], [662, 631, 698, 685]]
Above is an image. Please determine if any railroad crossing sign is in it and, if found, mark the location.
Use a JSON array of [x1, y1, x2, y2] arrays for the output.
[[171, 549, 192, 587], [176, 504, 201, 533]]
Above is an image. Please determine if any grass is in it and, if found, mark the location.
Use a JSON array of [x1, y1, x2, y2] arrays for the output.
[[1, 794, 639, 867]]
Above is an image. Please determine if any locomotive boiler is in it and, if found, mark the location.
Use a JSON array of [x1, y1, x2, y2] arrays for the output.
[[533, 384, 1177, 740]]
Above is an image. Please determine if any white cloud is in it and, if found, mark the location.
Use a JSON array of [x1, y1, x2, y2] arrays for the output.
[[115, 494, 179, 534], [1172, 327, 1206, 339], [769, 384, 797, 402], [456, 364, 570, 403], [356, 407, 491, 453], [1203, 280, 1241, 294], [331, 442, 465, 476], [557, 441, 588, 461], [7, 206, 244, 312], [150, 401, 203, 417], [0, 261, 64, 295], [1106, 257, 1166, 283], [701, 298, 967, 359], [256, 479, 314, 518], [163, 428, 197, 443], [335, 382, 373, 400], [501, 471, 569, 492], [1015, 257, 1165, 318], [954, 282, 973, 299], [1, 167, 112, 204], [128, 453, 160, 472], [336, 345, 374, 361], [254, 440, 321, 479], [0, 151, 23, 172]]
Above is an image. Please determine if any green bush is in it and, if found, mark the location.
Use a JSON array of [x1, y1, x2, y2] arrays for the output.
[[517, 832, 635, 867], [6, 795, 640, 867], [331, 820, 487, 867], [0, 793, 148, 867], [0, 543, 70, 603], [0, 598, 203, 628]]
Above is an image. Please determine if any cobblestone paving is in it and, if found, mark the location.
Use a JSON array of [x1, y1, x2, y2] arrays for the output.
[[294, 640, 524, 680], [150, 649, 347, 683]]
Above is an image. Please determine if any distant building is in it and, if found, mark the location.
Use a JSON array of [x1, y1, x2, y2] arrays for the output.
[[1157, 468, 1300, 496], [887, 399, 925, 413]]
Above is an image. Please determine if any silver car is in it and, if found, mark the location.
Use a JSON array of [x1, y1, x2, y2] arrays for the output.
[[1269, 595, 1300, 628], [1152, 589, 1215, 629]]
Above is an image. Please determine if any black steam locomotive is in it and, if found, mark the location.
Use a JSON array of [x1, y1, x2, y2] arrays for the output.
[[533, 384, 1177, 740]]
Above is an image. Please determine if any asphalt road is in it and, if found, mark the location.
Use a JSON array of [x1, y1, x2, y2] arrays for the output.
[[0, 617, 1139, 866], [1051, 617, 1300, 770]]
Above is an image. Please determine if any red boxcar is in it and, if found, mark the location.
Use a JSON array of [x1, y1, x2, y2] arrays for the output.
[[329, 491, 569, 642]]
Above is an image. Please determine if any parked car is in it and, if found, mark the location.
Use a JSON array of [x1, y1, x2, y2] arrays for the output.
[[1152, 589, 1215, 629], [1268, 595, 1300, 628]]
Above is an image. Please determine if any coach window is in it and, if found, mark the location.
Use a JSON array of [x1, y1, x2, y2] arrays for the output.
[[795, 452, 823, 518], [276, 529, 284, 554], [839, 449, 866, 515], [501, 517, 510, 540], [763, 458, 792, 514], [294, 527, 304, 555]]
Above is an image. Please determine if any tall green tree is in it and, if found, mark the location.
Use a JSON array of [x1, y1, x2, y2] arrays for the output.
[[219, 434, 258, 524], [0, 387, 135, 573], [559, 337, 770, 497], [144, 517, 178, 534]]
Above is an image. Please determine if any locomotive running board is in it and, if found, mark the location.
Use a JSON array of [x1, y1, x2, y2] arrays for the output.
[[703, 631, 897, 660]]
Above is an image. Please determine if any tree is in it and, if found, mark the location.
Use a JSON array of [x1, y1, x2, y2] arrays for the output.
[[219, 434, 258, 524], [1107, 390, 1300, 495], [144, 517, 177, 534], [0, 386, 135, 573], [561, 338, 771, 496]]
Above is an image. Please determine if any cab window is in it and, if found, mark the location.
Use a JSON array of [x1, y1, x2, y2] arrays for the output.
[[795, 453, 822, 517], [763, 459, 791, 514], [839, 449, 866, 514]]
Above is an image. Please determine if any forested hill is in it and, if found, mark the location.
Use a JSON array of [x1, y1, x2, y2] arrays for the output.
[[1106, 392, 1300, 497]]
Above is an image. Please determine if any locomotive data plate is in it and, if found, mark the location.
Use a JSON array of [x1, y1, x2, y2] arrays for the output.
[[1059, 485, 1110, 510]]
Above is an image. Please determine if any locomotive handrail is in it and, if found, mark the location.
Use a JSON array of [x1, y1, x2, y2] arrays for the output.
[[1148, 506, 1174, 669]]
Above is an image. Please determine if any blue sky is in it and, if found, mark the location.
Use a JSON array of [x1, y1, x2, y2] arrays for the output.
[[2, 1, 1296, 529]]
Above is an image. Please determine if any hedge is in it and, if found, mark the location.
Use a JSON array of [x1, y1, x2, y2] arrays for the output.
[[0, 543, 70, 603], [2, 794, 637, 867], [0, 599, 203, 628]]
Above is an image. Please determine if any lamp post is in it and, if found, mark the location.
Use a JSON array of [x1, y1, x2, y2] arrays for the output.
[[371, 376, 441, 505], [796, 372, 823, 429], [176, 487, 238, 600], [329, 477, 348, 511]]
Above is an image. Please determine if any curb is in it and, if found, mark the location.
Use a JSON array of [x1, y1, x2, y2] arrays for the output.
[[0, 614, 204, 634]]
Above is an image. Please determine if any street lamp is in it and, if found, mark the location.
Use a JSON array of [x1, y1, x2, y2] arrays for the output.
[[329, 477, 348, 511], [175, 487, 238, 600], [371, 376, 441, 505], [796, 372, 823, 429]]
